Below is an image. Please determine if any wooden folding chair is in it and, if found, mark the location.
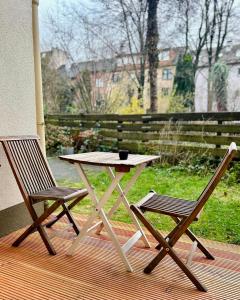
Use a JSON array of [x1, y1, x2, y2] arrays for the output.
[[0, 136, 88, 255], [131, 143, 237, 292]]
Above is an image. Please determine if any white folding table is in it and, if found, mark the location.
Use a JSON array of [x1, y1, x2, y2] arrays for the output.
[[60, 152, 159, 272]]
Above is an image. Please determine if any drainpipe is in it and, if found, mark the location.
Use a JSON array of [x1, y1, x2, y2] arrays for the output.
[[32, 0, 46, 155]]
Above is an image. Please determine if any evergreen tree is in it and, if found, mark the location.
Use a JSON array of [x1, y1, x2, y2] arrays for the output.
[[211, 62, 228, 111], [173, 53, 194, 110]]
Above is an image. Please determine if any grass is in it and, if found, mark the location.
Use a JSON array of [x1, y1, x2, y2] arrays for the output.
[[58, 165, 240, 245]]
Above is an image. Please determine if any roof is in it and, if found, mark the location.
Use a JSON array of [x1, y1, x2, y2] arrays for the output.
[[198, 44, 240, 67]]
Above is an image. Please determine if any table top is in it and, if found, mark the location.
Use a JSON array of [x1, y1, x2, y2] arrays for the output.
[[60, 152, 160, 170]]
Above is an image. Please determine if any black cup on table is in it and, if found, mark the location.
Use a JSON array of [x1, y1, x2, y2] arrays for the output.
[[119, 150, 129, 160]]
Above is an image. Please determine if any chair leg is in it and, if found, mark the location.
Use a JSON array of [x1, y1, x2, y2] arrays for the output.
[[13, 201, 62, 255], [168, 245, 207, 292], [155, 220, 183, 250], [12, 224, 36, 247], [13, 221, 56, 255], [62, 203, 80, 235], [46, 196, 83, 232], [131, 204, 171, 272], [156, 217, 215, 260], [145, 245, 207, 291], [131, 205, 207, 292], [144, 247, 168, 273], [31, 203, 60, 255], [172, 217, 215, 260], [37, 224, 56, 255]]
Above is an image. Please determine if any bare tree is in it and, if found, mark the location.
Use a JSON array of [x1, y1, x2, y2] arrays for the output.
[[168, 0, 236, 111], [97, 0, 148, 101], [205, 0, 235, 111], [146, 0, 159, 112], [173, 0, 208, 76]]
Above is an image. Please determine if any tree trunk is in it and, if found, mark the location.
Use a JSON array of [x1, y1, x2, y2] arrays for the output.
[[137, 61, 145, 107], [207, 73, 213, 111], [146, 0, 159, 113]]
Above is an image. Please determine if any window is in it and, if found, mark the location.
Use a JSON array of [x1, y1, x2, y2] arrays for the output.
[[112, 73, 121, 83], [117, 58, 123, 67], [96, 78, 104, 87], [130, 73, 135, 80], [123, 57, 129, 65], [162, 68, 172, 80], [162, 88, 169, 96], [96, 95, 104, 107], [117, 57, 129, 66], [159, 50, 169, 61], [236, 50, 240, 58]]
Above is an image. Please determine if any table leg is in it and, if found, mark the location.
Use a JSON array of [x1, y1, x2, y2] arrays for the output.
[[96, 164, 145, 234], [98, 208, 133, 272], [96, 165, 150, 248], [67, 164, 124, 256], [67, 164, 133, 271]]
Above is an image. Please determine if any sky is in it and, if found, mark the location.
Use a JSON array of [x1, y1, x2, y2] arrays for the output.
[[39, 0, 240, 54], [39, 0, 58, 28], [39, 0, 92, 50], [39, 0, 71, 48], [39, 0, 56, 48]]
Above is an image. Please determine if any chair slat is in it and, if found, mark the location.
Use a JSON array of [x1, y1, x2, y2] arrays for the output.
[[19, 140, 43, 193], [30, 139, 55, 188], [195, 143, 237, 215], [8, 140, 35, 194], [140, 194, 197, 219], [6, 139, 55, 195], [11, 140, 41, 194], [24, 140, 47, 192]]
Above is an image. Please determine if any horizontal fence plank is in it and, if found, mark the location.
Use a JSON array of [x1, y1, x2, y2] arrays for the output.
[[100, 139, 240, 157], [99, 130, 240, 146], [46, 112, 240, 122], [96, 123, 240, 133]]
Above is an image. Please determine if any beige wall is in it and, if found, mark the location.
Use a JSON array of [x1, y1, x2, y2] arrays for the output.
[[144, 66, 175, 112], [0, 0, 37, 211]]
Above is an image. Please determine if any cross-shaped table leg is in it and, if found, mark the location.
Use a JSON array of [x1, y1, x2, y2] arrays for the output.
[[96, 165, 150, 250], [67, 163, 138, 272]]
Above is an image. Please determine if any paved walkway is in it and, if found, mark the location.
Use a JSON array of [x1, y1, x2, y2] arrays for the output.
[[48, 157, 101, 182]]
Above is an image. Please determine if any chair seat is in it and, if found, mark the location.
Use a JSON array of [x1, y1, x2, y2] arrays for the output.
[[30, 187, 88, 202], [139, 193, 198, 220]]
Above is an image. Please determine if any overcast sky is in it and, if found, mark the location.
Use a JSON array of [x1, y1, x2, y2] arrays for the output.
[[39, 0, 93, 49], [39, 0, 240, 54]]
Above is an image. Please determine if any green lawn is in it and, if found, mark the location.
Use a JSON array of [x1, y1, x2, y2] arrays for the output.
[[58, 166, 240, 245]]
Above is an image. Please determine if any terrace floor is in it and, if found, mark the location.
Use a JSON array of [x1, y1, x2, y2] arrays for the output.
[[0, 215, 240, 300]]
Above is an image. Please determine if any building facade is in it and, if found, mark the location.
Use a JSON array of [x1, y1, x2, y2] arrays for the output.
[[53, 47, 183, 113], [195, 45, 240, 112]]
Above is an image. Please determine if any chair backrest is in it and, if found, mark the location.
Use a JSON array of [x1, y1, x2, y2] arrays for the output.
[[0, 136, 56, 201], [194, 142, 237, 216]]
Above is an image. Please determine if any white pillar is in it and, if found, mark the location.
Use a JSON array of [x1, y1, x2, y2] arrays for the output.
[[32, 0, 46, 155]]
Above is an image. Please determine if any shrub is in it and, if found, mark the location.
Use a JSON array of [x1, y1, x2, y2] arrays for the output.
[[225, 161, 240, 184], [45, 124, 73, 155], [73, 130, 96, 152]]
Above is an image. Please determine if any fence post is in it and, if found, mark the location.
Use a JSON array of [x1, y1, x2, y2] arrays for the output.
[[117, 118, 123, 150], [216, 120, 222, 149]]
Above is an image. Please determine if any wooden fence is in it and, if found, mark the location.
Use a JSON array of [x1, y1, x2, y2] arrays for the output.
[[45, 112, 240, 158]]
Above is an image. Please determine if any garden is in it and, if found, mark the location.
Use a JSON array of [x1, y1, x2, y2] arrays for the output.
[[46, 121, 240, 245]]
